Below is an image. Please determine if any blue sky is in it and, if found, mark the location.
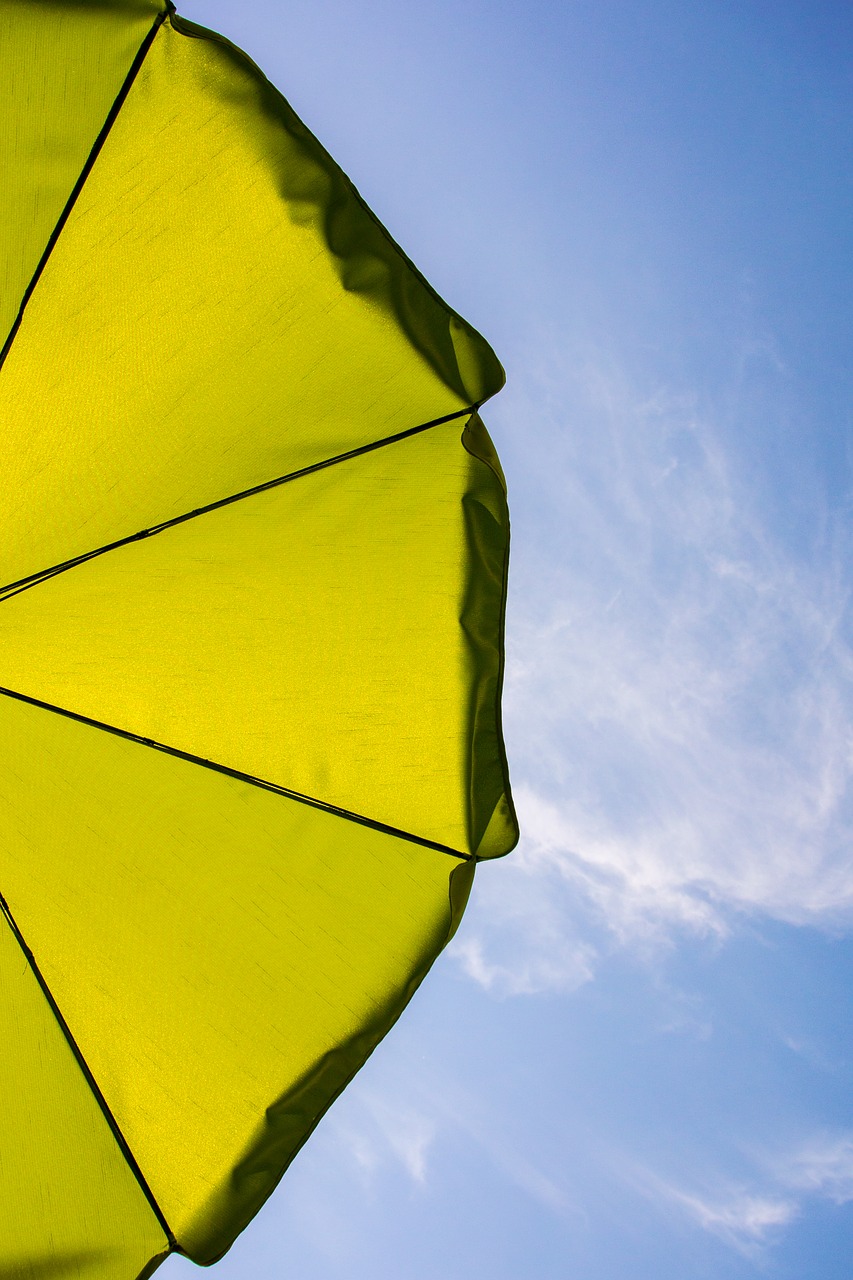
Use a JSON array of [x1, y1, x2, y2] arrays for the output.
[[165, 2, 853, 1276]]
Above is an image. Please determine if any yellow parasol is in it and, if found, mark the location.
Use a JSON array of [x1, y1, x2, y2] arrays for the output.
[[0, 2, 516, 1274]]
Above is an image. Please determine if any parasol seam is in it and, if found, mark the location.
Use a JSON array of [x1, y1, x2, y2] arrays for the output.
[[0, 406, 477, 607], [0, 891, 178, 1252], [0, 682, 476, 863]]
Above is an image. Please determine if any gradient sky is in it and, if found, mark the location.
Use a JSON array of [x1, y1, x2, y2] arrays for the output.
[[163, 3, 853, 1276]]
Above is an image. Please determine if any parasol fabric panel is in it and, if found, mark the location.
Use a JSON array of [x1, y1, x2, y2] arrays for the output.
[[0, 0, 164, 350], [0, 3, 517, 1277], [0, 7, 503, 593], [0, 687, 474, 1262], [0, 903, 169, 1276], [0, 414, 512, 857]]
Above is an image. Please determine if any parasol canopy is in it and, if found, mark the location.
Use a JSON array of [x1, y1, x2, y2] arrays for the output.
[[0, 2, 517, 1275]]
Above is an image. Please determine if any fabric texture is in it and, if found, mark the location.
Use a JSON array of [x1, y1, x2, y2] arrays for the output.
[[0, 2, 516, 1275]]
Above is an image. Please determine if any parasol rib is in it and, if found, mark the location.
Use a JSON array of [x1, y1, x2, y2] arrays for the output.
[[0, 682, 475, 862], [0, 406, 476, 607], [0, 891, 178, 1253], [0, 6, 170, 370]]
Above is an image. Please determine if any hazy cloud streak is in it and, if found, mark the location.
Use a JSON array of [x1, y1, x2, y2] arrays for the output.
[[462, 336, 853, 992]]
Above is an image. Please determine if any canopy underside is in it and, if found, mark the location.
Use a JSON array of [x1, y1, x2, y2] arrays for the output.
[[0, 3, 516, 1274]]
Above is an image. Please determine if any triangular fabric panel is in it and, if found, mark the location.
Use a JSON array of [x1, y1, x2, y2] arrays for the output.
[[0, 11, 503, 592], [0, 0, 164, 347], [0, 415, 514, 857], [0, 688, 474, 1263], [0, 906, 169, 1277]]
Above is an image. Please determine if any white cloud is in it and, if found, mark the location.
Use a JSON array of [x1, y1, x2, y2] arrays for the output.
[[333, 1094, 437, 1187], [775, 1131, 853, 1205], [322, 1056, 581, 1222], [635, 1128, 853, 1257], [464, 338, 853, 990], [449, 840, 598, 996], [661, 1180, 796, 1252]]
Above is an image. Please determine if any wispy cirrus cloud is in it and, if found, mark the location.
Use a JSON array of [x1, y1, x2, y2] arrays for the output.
[[633, 1128, 853, 1257], [331, 1094, 437, 1187], [774, 1131, 853, 1205], [647, 1176, 797, 1254], [321, 1053, 579, 1221], [463, 337, 853, 992]]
